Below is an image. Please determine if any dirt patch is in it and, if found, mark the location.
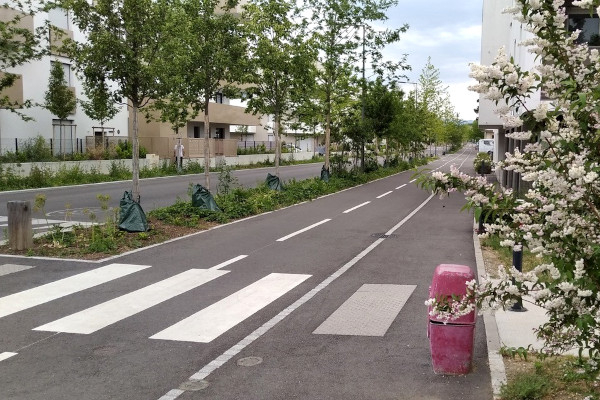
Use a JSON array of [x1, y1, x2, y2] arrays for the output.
[[482, 245, 506, 279]]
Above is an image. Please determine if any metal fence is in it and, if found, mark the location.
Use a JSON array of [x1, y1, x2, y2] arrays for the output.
[[0, 137, 86, 157], [237, 141, 277, 151]]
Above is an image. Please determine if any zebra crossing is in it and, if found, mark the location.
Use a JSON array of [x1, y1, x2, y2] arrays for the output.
[[0, 261, 312, 355]]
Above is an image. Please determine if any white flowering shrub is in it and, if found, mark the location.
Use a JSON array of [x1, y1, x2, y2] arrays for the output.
[[418, 0, 600, 366]]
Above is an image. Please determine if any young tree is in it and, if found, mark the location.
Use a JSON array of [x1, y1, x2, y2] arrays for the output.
[[179, 0, 246, 189], [44, 61, 76, 154], [80, 77, 119, 149], [360, 78, 396, 164], [418, 57, 452, 154], [243, 0, 315, 177], [62, 0, 178, 202], [420, 0, 600, 368], [308, 0, 402, 172]]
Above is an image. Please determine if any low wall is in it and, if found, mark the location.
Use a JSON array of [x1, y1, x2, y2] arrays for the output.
[[1, 152, 317, 177]]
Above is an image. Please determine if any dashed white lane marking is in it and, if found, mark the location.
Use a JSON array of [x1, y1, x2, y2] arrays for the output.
[[0, 263, 151, 319], [313, 284, 416, 336], [0, 264, 35, 277], [0, 352, 17, 362], [376, 191, 393, 199], [157, 193, 436, 399], [33, 269, 228, 334], [159, 390, 185, 400], [395, 184, 407, 190], [343, 201, 370, 214], [276, 219, 331, 242], [209, 255, 247, 271], [150, 273, 311, 343], [409, 179, 416, 183]]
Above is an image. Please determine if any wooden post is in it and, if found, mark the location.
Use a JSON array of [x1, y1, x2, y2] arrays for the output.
[[7, 201, 33, 250]]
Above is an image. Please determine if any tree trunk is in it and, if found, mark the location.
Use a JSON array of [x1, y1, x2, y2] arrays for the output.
[[132, 102, 141, 202], [274, 113, 280, 177], [325, 112, 331, 171], [203, 94, 211, 189]]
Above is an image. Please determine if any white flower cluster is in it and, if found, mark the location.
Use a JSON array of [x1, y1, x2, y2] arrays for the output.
[[425, 0, 600, 369]]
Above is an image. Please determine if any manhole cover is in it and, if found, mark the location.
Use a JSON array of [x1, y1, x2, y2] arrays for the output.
[[237, 356, 263, 367], [179, 380, 209, 391], [370, 233, 398, 239]]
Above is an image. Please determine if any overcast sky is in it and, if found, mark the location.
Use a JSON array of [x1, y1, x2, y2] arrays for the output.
[[381, 0, 483, 121]]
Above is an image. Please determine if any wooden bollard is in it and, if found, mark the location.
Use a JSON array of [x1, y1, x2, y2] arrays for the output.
[[7, 201, 33, 250]]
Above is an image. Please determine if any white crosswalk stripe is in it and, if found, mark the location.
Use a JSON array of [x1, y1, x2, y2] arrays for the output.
[[0, 258, 311, 346], [150, 273, 311, 343], [34, 269, 229, 334], [0, 263, 151, 319]]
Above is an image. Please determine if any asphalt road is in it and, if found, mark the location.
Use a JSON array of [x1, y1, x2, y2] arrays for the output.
[[0, 148, 492, 400], [0, 163, 323, 241]]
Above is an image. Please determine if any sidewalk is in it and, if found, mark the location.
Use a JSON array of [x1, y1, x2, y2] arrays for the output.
[[473, 226, 550, 399]]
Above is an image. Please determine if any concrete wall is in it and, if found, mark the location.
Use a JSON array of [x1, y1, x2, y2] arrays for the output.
[[1, 152, 317, 177]]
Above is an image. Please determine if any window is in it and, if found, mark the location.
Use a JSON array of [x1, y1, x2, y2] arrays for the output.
[[214, 92, 223, 104], [48, 7, 69, 30], [215, 128, 224, 139], [568, 14, 600, 45], [51, 61, 71, 86]]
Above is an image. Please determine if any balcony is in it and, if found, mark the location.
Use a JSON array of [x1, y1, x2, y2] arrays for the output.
[[49, 26, 74, 57], [0, 73, 24, 106]]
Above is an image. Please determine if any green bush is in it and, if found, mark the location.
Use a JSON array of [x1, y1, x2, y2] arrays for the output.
[[499, 371, 551, 400], [114, 140, 147, 159], [473, 152, 492, 174]]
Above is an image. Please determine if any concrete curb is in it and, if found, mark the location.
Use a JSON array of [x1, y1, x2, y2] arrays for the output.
[[473, 224, 506, 399]]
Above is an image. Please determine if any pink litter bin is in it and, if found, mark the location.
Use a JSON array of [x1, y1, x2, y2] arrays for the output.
[[427, 264, 476, 375]]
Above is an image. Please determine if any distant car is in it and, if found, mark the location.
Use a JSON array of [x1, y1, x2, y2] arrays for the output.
[[478, 139, 494, 156], [316, 146, 326, 156]]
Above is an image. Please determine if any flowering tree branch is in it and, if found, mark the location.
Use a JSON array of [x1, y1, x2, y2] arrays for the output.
[[417, 0, 600, 366]]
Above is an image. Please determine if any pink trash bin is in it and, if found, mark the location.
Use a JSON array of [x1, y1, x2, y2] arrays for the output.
[[427, 264, 476, 375]]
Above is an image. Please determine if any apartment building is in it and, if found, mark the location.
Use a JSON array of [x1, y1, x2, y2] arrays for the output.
[[478, 0, 597, 190], [0, 3, 316, 159], [0, 4, 130, 155]]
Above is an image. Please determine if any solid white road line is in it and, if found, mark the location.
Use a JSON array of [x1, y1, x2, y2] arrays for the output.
[[0, 263, 151, 319], [209, 255, 247, 271], [150, 273, 311, 343], [343, 201, 371, 214], [0, 352, 17, 362], [33, 269, 228, 334], [395, 184, 407, 190], [276, 219, 331, 242], [376, 191, 393, 199]]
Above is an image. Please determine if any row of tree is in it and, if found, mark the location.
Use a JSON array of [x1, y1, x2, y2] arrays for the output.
[[2, 0, 473, 202]]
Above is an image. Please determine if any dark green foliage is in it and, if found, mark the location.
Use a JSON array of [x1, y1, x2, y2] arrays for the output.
[[499, 371, 551, 400], [150, 161, 421, 227], [114, 141, 147, 159], [45, 62, 77, 120]]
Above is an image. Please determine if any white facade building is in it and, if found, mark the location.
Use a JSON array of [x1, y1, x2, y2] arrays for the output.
[[478, 0, 595, 189], [0, 4, 129, 155]]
